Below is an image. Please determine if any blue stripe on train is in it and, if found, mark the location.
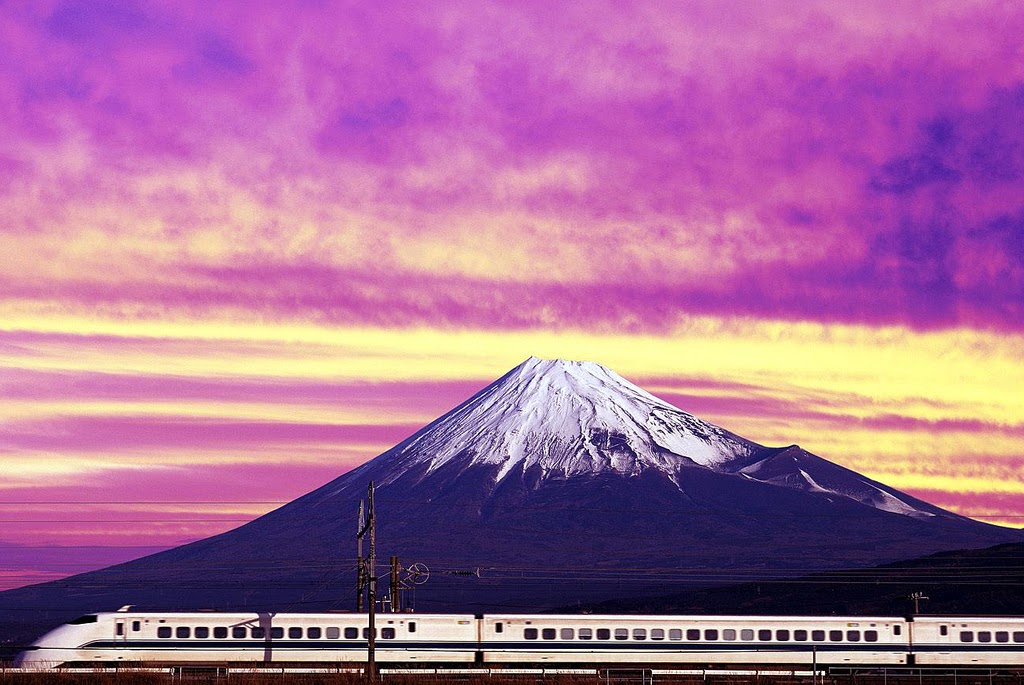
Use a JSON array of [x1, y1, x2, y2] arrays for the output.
[[78, 640, 1024, 654], [80, 640, 473, 650]]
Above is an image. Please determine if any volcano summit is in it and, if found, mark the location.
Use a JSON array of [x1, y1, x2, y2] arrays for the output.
[[0, 357, 1019, 639], [339, 357, 954, 519]]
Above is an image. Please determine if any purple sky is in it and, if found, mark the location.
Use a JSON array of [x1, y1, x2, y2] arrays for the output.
[[1, 0, 1023, 589]]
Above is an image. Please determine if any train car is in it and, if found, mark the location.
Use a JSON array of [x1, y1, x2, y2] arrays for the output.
[[27, 611, 1024, 672], [14, 611, 479, 670], [480, 615, 910, 666], [912, 617, 1024, 666]]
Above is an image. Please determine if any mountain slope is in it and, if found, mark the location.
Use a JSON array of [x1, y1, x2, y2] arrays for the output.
[[1, 357, 1019, 647], [325, 357, 959, 520]]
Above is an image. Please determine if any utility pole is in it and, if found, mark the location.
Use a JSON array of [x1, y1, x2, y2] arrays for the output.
[[356, 501, 365, 612], [367, 483, 377, 685], [356, 483, 377, 685], [390, 556, 401, 613], [910, 591, 928, 615]]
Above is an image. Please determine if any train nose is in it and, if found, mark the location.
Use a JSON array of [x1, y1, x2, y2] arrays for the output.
[[13, 646, 47, 671]]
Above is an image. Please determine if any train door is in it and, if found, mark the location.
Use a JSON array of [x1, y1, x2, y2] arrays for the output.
[[115, 619, 128, 648]]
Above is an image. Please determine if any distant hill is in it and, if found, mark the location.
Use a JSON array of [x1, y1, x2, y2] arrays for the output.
[[579, 541, 1024, 616]]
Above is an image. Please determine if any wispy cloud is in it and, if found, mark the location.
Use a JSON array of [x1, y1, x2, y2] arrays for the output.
[[2, 2, 1023, 331], [2, 0, 1023, 587]]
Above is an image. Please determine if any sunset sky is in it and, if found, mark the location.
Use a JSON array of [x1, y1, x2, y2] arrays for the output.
[[2, 0, 1023, 590]]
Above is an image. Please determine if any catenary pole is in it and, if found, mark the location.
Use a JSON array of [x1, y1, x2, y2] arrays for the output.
[[367, 482, 376, 685], [356, 500, 365, 612]]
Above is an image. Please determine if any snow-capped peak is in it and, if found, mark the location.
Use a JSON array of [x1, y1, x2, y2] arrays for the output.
[[374, 356, 759, 486], [331, 357, 949, 521]]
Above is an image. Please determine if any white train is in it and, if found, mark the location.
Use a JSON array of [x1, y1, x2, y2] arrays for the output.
[[16, 611, 1024, 671]]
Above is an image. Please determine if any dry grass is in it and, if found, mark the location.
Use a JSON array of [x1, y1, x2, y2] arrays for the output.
[[0, 672, 624, 685], [5, 673, 1024, 685]]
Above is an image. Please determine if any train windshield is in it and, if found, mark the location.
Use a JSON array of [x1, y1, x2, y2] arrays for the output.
[[67, 615, 99, 625]]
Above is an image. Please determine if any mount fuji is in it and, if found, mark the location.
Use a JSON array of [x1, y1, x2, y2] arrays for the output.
[[1, 357, 1019, 642], [344, 357, 952, 518]]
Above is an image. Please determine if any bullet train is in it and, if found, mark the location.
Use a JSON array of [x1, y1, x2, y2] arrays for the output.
[[16, 610, 1024, 671]]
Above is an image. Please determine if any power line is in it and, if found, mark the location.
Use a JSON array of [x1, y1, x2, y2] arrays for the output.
[[0, 501, 293, 505], [0, 498, 1020, 520]]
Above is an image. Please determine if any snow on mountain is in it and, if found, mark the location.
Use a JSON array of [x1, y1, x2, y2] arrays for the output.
[[340, 356, 943, 521], [358, 356, 756, 486], [730, 444, 942, 519]]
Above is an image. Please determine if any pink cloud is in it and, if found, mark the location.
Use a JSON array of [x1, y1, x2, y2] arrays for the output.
[[0, 365, 488, 411], [3, 0, 1024, 589], [0, 415, 423, 452], [0, 1, 1022, 330]]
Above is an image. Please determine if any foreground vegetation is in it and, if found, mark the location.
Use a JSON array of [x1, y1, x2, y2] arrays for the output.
[[4, 672, 1024, 685]]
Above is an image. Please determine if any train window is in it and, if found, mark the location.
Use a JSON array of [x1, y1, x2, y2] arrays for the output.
[[233, 627, 246, 639], [829, 631, 843, 642], [812, 631, 825, 641], [271, 628, 284, 639], [288, 627, 302, 639], [847, 631, 860, 642], [615, 628, 629, 641], [997, 632, 1009, 643], [669, 629, 682, 641], [116, 623, 124, 636], [960, 631, 974, 642], [687, 629, 700, 640], [214, 627, 227, 639], [132, 621, 141, 632], [634, 629, 646, 640], [309, 628, 321, 639], [252, 628, 265, 639], [598, 629, 611, 640], [495, 623, 503, 634], [326, 627, 340, 639], [940, 626, 948, 636], [865, 631, 878, 642], [69, 615, 100, 625], [345, 627, 358, 639], [794, 630, 808, 642], [893, 625, 901, 635], [525, 628, 539, 640], [195, 627, 209, 639], [176, 627, 191, 639], [580, 628, 593, 640], [978, 632, 992, 643], [382, 628, 396, 639], [740, 629, 754, 641], [651, 629, 665, 641], [723, 629, 736, 641], [158, 627, 172, 638], [758, 630, 772, 641], [1014, 632, 1024, 643], [542, 628, 557, 640], [362, 628, 376, 639], [409, 622, 416, 633], [705, 629, 718, 640], [562, 628, 575, 640], [776, 630, 789, 641]]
